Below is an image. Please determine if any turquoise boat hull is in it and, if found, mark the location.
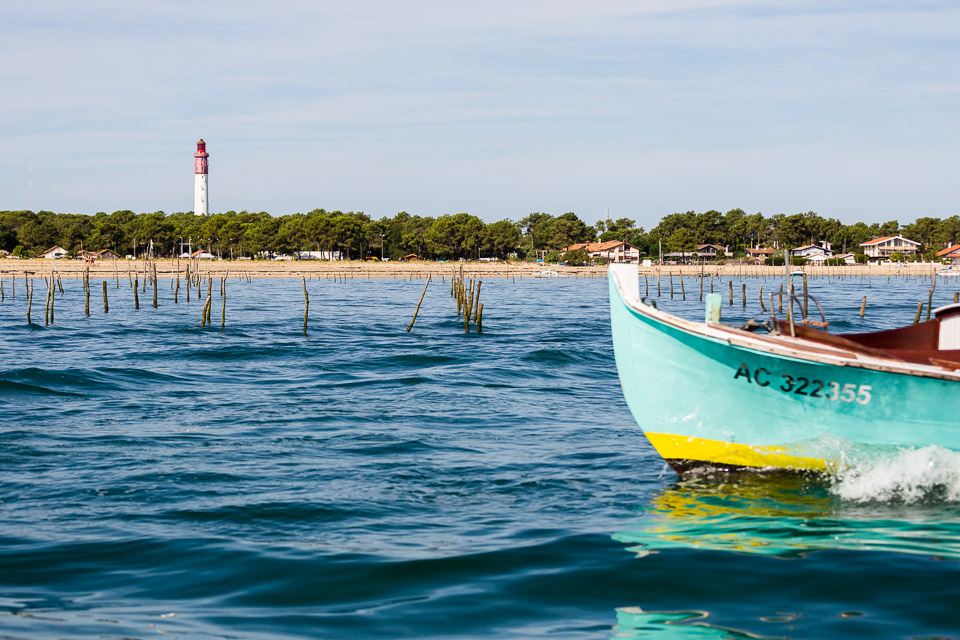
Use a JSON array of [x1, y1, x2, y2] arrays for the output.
[[608, 265, 960, 473]]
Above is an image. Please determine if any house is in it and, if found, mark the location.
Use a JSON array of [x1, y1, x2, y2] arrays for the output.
[[191, 249, 216, 260], [695, 244, 727, 259], [97, 249, 120, 260], [791, 245, 833, 259], [75, 250, 97, 261], [400, 254, 424, 261], [937, 244, 960, 266], [859, 235, 920, 260], [40, 245, 68, 259], [745, 247, 776, 264], [834, 253, 858, 265], [562, 241, 640, 264]]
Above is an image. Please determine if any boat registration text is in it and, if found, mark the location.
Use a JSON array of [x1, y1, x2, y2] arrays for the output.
[[733, 363, 872, 405]]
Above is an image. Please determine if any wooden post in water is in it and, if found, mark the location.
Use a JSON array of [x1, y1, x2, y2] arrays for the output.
[[955, 291, 959, 304], [44, 277, 51, 326], [85, 269, 90, 316], [50, 275, 56, 324], [221, 277, 226, 331], [728, 280, 733, 306], [477, 302, 484, 333], [778, 283, 783, 314], [134, 277, 140, 309], [742, 283, 746, 308], [802, 273, 808, 318], [27, 278, 33, 324], [473, 280, 482, 322], [680, 274, 685, 300], [657, 271, 660, 297], [407, 274, 431, 332], [464, 279, 476, 333], [759, 285, 767, 312], [102, 280, 109, 313], [152, 263, 158, 308], [927, 286, 935, 321], [859, 296, 866, 318], [302, 276, 309, 334], [913, 301, 924, 324], [205, 277, 213, 325]]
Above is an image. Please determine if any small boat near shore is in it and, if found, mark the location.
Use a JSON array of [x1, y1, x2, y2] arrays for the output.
[[609, 264, 960, 475], [533, 269, 567, 278]]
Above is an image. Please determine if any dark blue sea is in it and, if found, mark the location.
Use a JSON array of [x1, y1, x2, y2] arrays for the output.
[[2, 268, 960, 639]]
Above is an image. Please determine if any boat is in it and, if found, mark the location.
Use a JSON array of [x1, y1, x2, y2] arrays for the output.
[[533, 269, 567, 278], [608, 263, 960, 475], [939, 269, 960, 277]]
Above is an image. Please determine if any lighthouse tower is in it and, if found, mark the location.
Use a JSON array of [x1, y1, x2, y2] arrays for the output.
[[193, 139, 209, 215]]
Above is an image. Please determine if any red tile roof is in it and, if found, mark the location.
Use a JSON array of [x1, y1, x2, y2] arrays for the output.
[[937, 244, 960, 257]]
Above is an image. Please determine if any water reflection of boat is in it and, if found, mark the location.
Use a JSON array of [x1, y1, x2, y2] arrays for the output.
[[613, 472, 960, 559], [613, 608, 782, 639], [608, 264, 960, 474]]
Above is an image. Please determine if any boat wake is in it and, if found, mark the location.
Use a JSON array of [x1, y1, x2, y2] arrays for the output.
[[832, 445, 960, 504]]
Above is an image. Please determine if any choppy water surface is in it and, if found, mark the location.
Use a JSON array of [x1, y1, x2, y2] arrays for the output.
[[1, 270, 959, 638]]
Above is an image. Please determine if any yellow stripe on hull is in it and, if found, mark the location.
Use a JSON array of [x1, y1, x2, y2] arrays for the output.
[[645, 433, 829, 472]]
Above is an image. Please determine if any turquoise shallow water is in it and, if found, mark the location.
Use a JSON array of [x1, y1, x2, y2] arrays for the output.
[[1, 270, 959, 638]]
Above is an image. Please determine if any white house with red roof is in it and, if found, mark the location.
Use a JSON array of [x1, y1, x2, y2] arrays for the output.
[[562, 241, 640, 264], [936, 244, 960, 266], [40, 245, 68, 259], [859, 235, 920, 260]]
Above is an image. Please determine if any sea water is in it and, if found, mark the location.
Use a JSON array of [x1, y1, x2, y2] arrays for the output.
[[1, 271, 959, 638]]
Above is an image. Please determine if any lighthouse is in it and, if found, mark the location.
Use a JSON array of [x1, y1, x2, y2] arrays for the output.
[[193, 139, 209, 215]]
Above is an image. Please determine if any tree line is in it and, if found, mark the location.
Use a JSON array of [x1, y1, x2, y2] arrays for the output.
[[1, 207, 958, 261]]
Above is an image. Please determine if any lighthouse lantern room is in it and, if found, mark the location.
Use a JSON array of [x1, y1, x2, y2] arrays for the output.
[[194, 139, 209, 215]]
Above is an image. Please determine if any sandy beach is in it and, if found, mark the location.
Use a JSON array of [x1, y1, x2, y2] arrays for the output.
[[0, 258, 952, 280]]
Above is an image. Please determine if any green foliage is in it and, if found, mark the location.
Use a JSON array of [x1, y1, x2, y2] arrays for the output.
[[2, 206, 958, 265], [544, 250, 560, 263], [824, 257, 846, 266], [855, 253, 868, 264], [561, 248, 589, 266]]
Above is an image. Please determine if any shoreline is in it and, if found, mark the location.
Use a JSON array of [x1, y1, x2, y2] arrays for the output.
[[0, 258, 953, 279]]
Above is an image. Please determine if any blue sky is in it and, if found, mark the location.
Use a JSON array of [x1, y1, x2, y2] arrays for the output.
[[2, 1, 958, 228]]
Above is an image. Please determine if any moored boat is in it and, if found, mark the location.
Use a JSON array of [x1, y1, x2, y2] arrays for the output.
[[609, 264, 960, 474]]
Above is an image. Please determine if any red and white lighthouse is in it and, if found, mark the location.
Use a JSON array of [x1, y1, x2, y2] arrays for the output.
[[194, 139, 209, 215]]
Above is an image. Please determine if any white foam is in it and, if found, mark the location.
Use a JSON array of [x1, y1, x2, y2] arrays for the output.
[[833, 445, 960, 504]]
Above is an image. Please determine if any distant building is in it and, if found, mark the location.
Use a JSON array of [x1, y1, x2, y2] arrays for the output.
[[834, 253, 858, 265], [791, 245, 834, 259], [937, 244, 960, 266], [97, 249, 120, 260], [859, 236, 920, 260], [40, 245, 68, 259], [694, 244, 727, 259], [191, 249, 216, 260], [745, 247, 775, 264], [562, 241, 640, 264]]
